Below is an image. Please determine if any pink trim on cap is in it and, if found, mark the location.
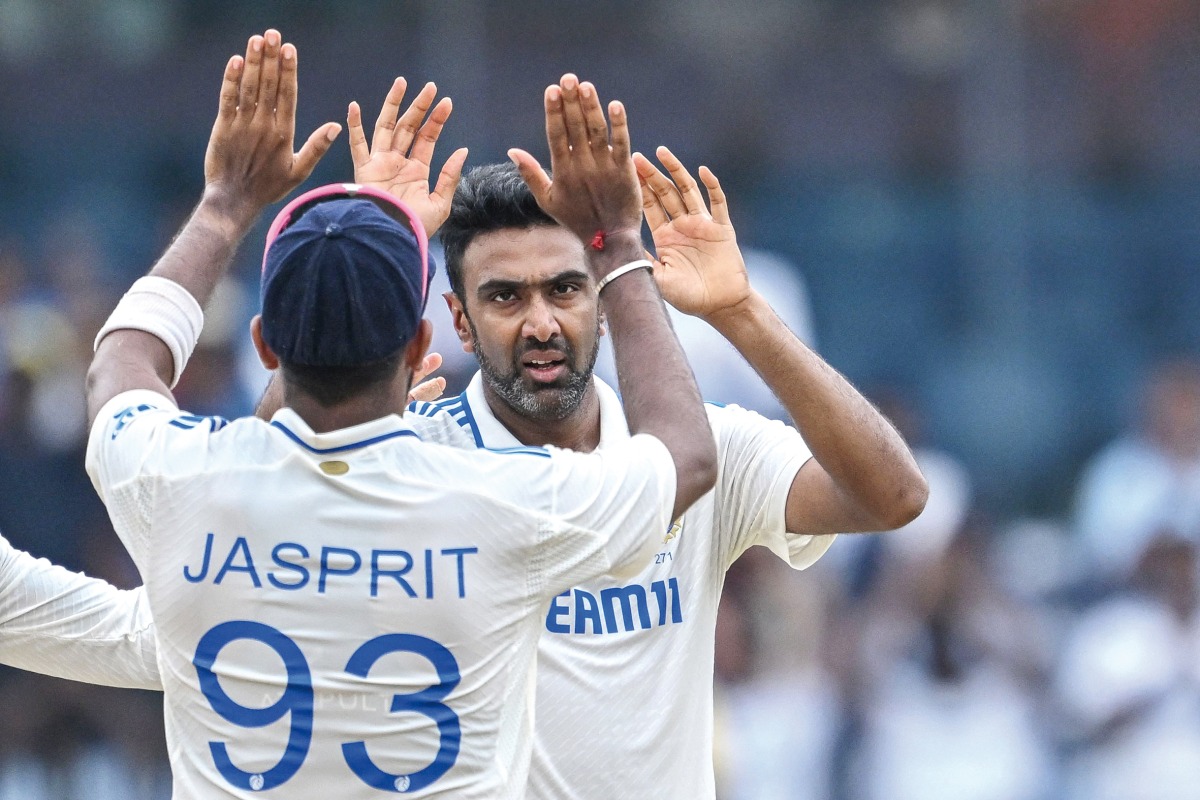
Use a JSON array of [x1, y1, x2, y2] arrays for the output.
[[262, 183, 430, 306]]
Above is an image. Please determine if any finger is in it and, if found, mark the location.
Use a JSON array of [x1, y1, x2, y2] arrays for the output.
[[238, 34, 264, 113], [634, 154, 670, 230], [412, 351, 443, 384], [508, 148, 552, 205], [347, 101, 370, 168], [293, 122, 342, 182], [699, 165, 731, 226], [372, 77, 407, 153], [579, 82, 610, 154], [558, 74, 590, 154], [544, 84, 570, 163], [393, 81, 438, 156], [255, 29, 282, 115], [409, 351, 446, 404], [609, 100, 631, 162], [656, 146, 705, 215], [216, 54, 243, 123], [432, 146, 470, 209], [275, 42, 299, 128], [637, 150, 687, 219], [409, 376, 447, 404], [409, 96, 453, 167]]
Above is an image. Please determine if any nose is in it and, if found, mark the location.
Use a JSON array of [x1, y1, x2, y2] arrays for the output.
[[521, 294, 561, 342]]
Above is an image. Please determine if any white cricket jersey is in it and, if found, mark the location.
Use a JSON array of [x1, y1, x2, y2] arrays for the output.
[[0, 533, 158, 688], [410, 374, 836, 800], [86, 388, 675, 800]]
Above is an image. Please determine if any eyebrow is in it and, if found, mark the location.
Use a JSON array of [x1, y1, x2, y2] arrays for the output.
[[475, 269, 591, 298]]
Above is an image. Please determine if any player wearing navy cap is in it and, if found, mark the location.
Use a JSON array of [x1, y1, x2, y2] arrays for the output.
[[83, 30, 715, 800], [0, 39, 927, 800]]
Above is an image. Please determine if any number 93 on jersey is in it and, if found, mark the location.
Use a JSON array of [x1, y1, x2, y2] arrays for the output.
[[193, 620, 462, 793]]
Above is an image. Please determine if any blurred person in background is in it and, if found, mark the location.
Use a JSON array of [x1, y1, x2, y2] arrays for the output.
[[840, 518, 1057, 800], [1055, 515, 1200, 799], [1073, 356, 1200, 587], [712, 545, 842, 800]]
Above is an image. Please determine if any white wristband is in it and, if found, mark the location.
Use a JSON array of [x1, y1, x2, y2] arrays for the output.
[[94, 276, 204, 389], [595, 259, 654, 294]]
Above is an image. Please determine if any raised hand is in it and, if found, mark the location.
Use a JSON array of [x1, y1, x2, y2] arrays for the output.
[[204, 30, 341, 215], [408, 352, 447, 403], [508, 74, 642, 255], [348, 78, 468, 238], [634, 146, 752, 322]]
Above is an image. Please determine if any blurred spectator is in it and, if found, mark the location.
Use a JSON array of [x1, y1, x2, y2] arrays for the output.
[[713, 548, 842, 800], [1073, 356, 1200, 585], [842, 523, 1056, 800], [1054, 535, 1200, 800]]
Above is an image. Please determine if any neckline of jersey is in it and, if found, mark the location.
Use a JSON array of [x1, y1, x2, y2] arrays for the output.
[[269, 408, 422, 454]]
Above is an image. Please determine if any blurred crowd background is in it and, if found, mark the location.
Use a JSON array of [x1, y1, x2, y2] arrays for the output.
[[0, 0, 1198, 797]]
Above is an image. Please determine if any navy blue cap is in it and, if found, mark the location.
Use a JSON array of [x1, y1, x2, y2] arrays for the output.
[[260, 197, 434, 367]]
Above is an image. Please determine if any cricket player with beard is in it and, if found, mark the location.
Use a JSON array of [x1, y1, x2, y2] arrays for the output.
[[0, 67, 926, 800], [327, 67, 927, 799], [81, 28, 718, 799], [409, 145, 928, 798]]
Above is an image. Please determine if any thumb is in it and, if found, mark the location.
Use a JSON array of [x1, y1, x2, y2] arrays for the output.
[[294, 122, 342, 181], [508, 148, 552, 205]]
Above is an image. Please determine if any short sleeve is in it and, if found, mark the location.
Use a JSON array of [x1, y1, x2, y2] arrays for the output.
[[710, 404, 835, 570], [0, 535, 160, 689], [85, 389, 184, 565], [534, 433, 676, 595], [86, 389, 179, 496]]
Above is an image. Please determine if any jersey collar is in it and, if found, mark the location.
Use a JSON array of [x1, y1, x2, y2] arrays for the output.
[[269, 408, 422, 455], [463, 371, 631, 450]]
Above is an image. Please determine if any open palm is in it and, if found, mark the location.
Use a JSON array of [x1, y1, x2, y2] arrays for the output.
[[348, 78, 468, 238], [635, 147, 751, 320]]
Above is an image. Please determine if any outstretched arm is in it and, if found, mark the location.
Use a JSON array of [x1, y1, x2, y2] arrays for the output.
[[510, 76, 717, 520], [0, 536, 160, 690], [636, 147, 927, 533], [87, 29, 340, 426]]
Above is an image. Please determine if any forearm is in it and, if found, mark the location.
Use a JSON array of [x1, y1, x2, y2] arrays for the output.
[[87, 187, 259, 424], [0, 541, 161, 690], [709, 292, 927, 529], [599, 235, 717, 518], [146, 185, 259, 307]]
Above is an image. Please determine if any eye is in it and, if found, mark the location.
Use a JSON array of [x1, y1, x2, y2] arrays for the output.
[[489, 289, 517, 303], [552, 282, 580, 296]]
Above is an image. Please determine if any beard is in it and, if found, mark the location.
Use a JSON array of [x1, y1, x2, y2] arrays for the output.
[[470, 319, 601, 422]]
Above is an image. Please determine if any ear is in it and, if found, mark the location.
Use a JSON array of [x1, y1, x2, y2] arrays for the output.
[[403, 319, 435, 375], [598, 310, 607, 338], [250, 316, 280, 370], [444, 290, 475, 353]]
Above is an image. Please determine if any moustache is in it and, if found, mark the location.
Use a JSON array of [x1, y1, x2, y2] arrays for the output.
[[515, 337, 576, 365]]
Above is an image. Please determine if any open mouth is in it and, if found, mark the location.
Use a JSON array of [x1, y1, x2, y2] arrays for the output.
[[522, 354, 568, 384]]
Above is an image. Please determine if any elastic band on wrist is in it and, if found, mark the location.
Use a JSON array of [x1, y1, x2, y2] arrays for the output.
[[94, 276, 205, 388], [596, 259, 654, 294]]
